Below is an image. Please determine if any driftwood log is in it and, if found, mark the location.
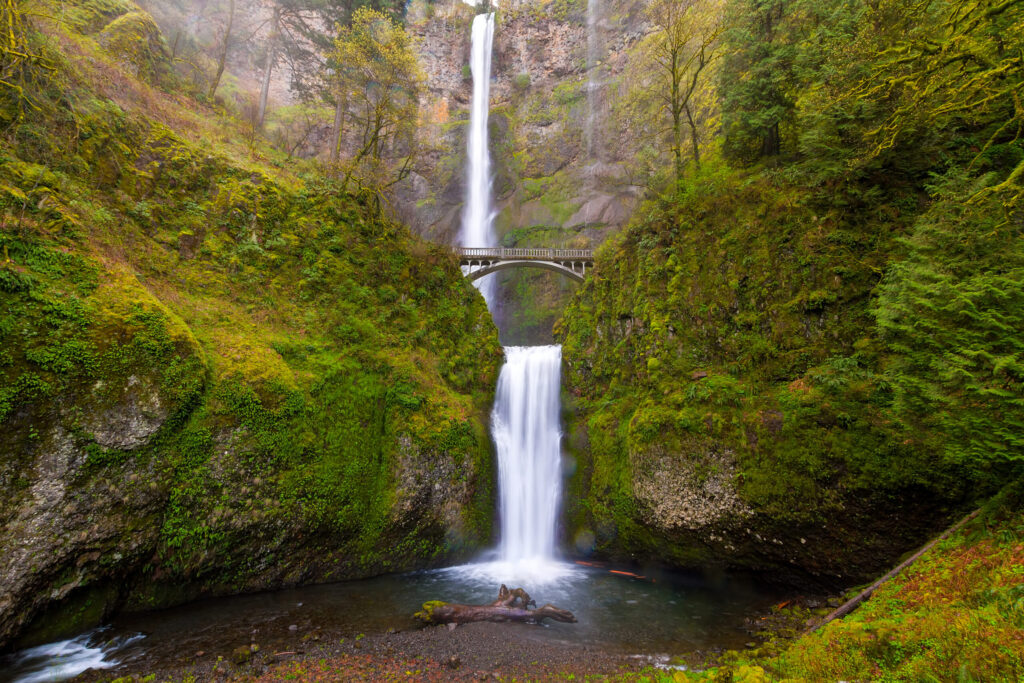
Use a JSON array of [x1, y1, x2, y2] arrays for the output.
[[806, 508, 983, 634], [414, 585, 577, 625]]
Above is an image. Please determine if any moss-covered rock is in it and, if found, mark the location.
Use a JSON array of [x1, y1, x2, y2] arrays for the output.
[[97, 10, 172, 83], [0, 6, 502, 649], [556, 166, 984, 588]]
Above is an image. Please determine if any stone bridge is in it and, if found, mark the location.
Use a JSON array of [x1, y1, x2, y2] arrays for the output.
[[455, 247, 594, 282]]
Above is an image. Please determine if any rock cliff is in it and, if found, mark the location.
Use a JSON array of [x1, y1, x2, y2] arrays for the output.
[[0, 0, 502, 649], [398, 0, 651, 342]]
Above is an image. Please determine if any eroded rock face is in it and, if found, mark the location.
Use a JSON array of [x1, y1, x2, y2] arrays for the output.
[[81, 375, 168, 450], [399, 0, 650, 243], [392, 435, 475, 546], [0, 377, 496, 650], [631, 445, 752, 532], [0, 383, 173, 648]]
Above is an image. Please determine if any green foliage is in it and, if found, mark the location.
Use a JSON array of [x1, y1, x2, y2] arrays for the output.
[[561, 0, 1023, 580], [718, 0, 796, 161], [876, 176, 1024, 466], [0, 0, 502, 636], [329, 7, 425, 194], [687, 497, 1024, 682]]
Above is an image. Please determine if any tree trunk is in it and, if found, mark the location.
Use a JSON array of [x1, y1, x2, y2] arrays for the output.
[[208, 0, 235, 100], [806, 508, 982, 634], [257, 7, 280, 130], [685, 102, 700, 168], [330, 93, 345, 165], [762, 121, 780, 157], [670, 50, 684, 183], [414, 585, 577, 626]]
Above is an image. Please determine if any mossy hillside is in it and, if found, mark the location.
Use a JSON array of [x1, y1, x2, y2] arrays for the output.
[[670, 490, 1024, 683], [0, 3, 501, 648], [556, 164, 977, 585]]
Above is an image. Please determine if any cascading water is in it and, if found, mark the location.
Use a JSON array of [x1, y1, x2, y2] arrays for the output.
[[583, 0, 603, 226], [461, 11, 498, 307], [492, 346, 563, 565], [450, 5, 572, 584]]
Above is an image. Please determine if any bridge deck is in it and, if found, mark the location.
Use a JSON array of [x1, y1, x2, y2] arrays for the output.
[[455, 247, 593, 261], [455, 247, 594, 282]]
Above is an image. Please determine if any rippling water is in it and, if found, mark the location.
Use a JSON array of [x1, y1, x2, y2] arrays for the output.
[[0, 561, 783, 682]]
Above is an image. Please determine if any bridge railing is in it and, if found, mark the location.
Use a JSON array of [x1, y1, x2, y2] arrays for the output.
[[455, 247, 594, 260]]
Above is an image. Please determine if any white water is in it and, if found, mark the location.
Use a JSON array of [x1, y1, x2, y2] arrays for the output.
[[471, 344, 567, 583], [1, 629, 143, 683], [460, 11, 498, 307]]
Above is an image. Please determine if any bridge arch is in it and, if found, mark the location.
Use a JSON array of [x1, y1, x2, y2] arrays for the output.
[[465, 259, 585, 283], [456, 247, 593, 284]]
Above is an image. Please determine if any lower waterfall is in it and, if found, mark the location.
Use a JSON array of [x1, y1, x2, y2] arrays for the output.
[[492, 345, 564, 564]]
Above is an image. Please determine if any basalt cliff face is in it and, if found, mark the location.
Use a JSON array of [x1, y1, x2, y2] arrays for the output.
[[398, 0, 650, 343]]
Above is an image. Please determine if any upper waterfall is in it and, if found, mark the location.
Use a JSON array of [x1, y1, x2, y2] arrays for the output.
[[460, 12, 498, 307]]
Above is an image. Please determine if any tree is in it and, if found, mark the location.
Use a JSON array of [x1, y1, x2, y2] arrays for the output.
[[328, 7, 424, 195], [207, 0, 235, 99], [854, 0, 1024, 204], [718, 0, 797, 163], [632, 0, 725, 182], [254, 0, 403, 130], [0, 0, 55, 120], [867, 0, 1024, 466], [875, 179, 1024, 466]]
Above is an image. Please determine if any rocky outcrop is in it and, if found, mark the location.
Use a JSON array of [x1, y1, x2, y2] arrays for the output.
[[0, 284, 498, 649], [0, 337, 199, 647], [80, 375, 169, 450], [631, 444, 752, 532]]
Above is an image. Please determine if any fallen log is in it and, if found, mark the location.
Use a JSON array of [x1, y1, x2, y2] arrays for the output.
[[414, 585, 577, 625], [806, 507, 983, 634]]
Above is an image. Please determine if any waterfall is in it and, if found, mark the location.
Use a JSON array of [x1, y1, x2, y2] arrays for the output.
[[461, 11, 497, 307], [583, 0, 603, 227], [492, 345, 563, 565]]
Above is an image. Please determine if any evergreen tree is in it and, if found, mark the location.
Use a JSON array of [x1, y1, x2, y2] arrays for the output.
[[718, 0, 797, 163]]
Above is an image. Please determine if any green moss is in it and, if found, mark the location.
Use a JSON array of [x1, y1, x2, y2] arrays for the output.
[[61, 0, 137, 34], [97, 10, 171, 83], [1, 2, 502, 646], [556, 161, 982, 582]]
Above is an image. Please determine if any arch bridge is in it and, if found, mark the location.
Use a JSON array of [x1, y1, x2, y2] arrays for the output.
[[456, 247, 594, 283]]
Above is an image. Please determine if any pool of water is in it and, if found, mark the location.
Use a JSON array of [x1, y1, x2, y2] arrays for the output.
[[1, 559, 785, 682]]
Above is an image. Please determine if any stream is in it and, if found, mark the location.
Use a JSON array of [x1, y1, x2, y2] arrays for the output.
[[0, 560, 784, 682]]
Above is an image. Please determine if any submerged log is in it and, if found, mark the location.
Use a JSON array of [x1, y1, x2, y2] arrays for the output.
[[414, 585, 577, 625]]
